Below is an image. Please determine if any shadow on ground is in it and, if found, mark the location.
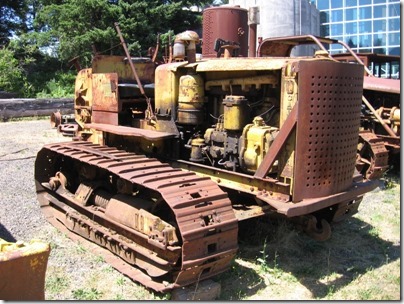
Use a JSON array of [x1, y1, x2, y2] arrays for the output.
[[0, 223, 16, 242], [217, 208, 399, 300]]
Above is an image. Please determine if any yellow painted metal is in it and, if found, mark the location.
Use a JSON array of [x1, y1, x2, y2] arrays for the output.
[[240, 116, 278, 173], [154, 64, 181, 117], [278, 63, 298, 192], [91, 55, 155, 84], [223, 95, 250, 131], [74, 68, 93, 128], [205, 74, 278, 91], [178, 73, 205, 124]]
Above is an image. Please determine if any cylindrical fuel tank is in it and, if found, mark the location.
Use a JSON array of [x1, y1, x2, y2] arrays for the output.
[[202, 6, 248, 58], [178, 73, 205, 125]]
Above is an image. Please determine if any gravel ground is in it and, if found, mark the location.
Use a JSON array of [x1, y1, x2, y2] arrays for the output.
[[0, 119, 157, 300], [0, 119, 400, 300]]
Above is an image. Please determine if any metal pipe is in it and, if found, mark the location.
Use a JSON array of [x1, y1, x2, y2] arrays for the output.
[[362, 95, 398, 137], [114, 22, 146, 97]]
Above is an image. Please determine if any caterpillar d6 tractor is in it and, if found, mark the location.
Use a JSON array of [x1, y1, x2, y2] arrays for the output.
[[35, 7, 384, 293]]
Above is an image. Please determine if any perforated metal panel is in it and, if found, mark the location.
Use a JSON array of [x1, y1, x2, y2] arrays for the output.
[[293, 60, 364, 201]]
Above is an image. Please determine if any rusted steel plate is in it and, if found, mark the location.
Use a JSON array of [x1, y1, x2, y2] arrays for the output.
[[363, 76, 400, 94], [85, 123, 177, 140], [0, 239, 50, 300], [92, 73, 119, 113], [293, 61, 364, 201]]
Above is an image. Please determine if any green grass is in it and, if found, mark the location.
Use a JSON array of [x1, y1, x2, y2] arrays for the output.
[[72, 287, 103, 300]]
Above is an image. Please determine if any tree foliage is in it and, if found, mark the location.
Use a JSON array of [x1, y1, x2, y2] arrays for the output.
[[1, 0, 217, 96], [0, 0, 29, 45], [34, 0, 212, 63]]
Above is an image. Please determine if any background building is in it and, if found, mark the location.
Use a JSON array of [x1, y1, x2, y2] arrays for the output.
[[228, 0, 320, 55], [311, 0, 400, 56]]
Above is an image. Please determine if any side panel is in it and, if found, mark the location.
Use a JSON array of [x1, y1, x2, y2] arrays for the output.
[[91, 73, 119, 125], [293, 61, 364, 201]]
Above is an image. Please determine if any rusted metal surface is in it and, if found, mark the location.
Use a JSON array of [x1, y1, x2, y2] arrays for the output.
[[293, 61, 364, 201], [35, 141, 238, 292], [85, 123, 176, 140], [92, 55, 155, 84], [357, 130, 389, 180], [363, 76, 400, 94], [0, 239, 50, 300], [202, 6, 248, 58]]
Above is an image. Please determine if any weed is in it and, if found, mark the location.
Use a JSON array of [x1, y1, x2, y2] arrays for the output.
[[257, 238, 269, 273], [72, 287, 103, 300], [46, 275, 70, 294], [75, 244, 86, 253]]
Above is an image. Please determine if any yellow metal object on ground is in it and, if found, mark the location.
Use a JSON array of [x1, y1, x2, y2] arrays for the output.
[[0, 238, 50, 300]]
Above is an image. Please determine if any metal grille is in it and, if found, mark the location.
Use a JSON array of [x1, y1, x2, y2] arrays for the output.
[[293, 60, 364, 201]]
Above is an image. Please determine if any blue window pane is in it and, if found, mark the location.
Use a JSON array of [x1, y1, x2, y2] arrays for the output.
[[373, 19, 387, 31], [317, 0, 329, 10], [373, 0, 386, 3], [346, 0, 357, 6], [388, 4, 400, 17], [388, 0, 400, 3], [359, 0, 371, 4], [345, 22, 358, 34], [373, 48, 386, 55], [388, 47, 400, 56], [358, 34, 372, 47], [374, 5, 387, 18], [389, 32, 400, 45], [359, 21, 372, 33], [331, 23, 343, 35], [331, 0, 343, 8], [346, 36, 358, 48], [331, 9, 343, 22], [345, 8, 357, 21], [388, 18, 400, 31], [373, 33, 386, 46], [359, 6, 371, 19]]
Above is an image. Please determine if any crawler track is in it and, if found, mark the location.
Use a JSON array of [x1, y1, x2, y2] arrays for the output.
[[35, 141, 238, 292]]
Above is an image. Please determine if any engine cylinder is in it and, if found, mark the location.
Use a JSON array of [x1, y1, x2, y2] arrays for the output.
[[178, 73, 205, 125]]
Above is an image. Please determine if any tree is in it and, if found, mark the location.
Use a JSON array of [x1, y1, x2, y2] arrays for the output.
[[0, 0, 29, 46], [34, 0, 212, 63]]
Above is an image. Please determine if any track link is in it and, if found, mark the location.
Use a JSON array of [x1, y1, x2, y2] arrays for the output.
[[35, 141, 238, 292]]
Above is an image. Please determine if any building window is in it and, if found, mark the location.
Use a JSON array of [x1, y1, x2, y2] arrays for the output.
[[346, 0, 357, 7], [373, 19, 387, 31], [388, 3, 400, 17], [359, 0, 371, 4], [388, 17, 400, 31], [345, 8, 358, 21], [316, 0, 330, 10], [374, 4, 387, 18], [346, 22, 358, 34], [359, 20, 372, 33], [331, 23, 343, 36], [359, 6, 372, 19], [373, 0, 386, 4], [373, 33, 386, 46], [332, 9, 343, 22], [331, 0, 343, 8], [358, 34, 372, 47], [389, 32, 400, 45]]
